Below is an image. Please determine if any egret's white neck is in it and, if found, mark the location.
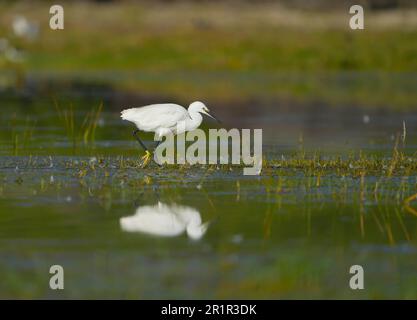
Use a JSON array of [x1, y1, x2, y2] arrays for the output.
[[186, 110, 203, 131]]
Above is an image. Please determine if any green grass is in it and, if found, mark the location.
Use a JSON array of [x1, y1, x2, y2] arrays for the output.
[[53, 99, 103, 153], [25, 30, 417, 72]]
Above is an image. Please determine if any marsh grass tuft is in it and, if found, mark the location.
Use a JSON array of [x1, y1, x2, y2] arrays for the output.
[[10, 114, 36, 156], [81, 102, 103, 145], [54, 99, 103, 153]]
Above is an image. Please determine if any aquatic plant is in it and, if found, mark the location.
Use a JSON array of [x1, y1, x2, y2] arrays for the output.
[[53, 99, 103, 153]]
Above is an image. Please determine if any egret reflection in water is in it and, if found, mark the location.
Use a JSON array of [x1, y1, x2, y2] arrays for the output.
[[120, 202, 209, 240]]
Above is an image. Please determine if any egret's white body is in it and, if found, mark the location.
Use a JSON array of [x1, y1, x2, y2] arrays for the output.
[[121, 101, 217, 166], [120, 202, 209, 240], [121, 101, 214, 139]]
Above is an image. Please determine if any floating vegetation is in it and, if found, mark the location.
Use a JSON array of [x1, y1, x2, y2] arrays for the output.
[[0, 153, 416, 204]]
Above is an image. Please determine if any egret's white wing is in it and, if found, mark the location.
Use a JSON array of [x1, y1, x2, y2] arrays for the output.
[[121, 103, 189, 132]]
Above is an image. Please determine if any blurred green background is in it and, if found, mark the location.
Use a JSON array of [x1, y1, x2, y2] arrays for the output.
[[1, 0, 416, 108]]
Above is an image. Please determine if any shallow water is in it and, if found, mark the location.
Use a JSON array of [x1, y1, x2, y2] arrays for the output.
[[0, 87, 416, 299]]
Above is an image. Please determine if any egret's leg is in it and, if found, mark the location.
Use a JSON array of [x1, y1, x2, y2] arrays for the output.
[[132, 130, 162, 167], [133, 130, 148, 152], [132, 130, 152, 167], [153, 140, 161, 150]]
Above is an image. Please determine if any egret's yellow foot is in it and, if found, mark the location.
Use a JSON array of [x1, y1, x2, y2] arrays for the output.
[[140, 150, 152, 168]]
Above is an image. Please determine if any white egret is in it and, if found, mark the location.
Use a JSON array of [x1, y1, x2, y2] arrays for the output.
[[121, 101, 218, 166], [120, 202, 209, 240]]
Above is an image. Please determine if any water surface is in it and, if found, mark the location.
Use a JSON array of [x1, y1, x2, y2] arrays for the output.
[[0, 85, 416, 299]]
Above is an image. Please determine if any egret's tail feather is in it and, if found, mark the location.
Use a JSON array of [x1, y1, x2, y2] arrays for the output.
[[121, 108, 137, 121]]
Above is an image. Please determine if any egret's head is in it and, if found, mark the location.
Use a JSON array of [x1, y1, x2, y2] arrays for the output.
[[189, 101, 219, 122]]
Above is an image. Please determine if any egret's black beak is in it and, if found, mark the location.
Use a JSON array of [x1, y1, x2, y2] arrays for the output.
[[206, 111, 221, 124]]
